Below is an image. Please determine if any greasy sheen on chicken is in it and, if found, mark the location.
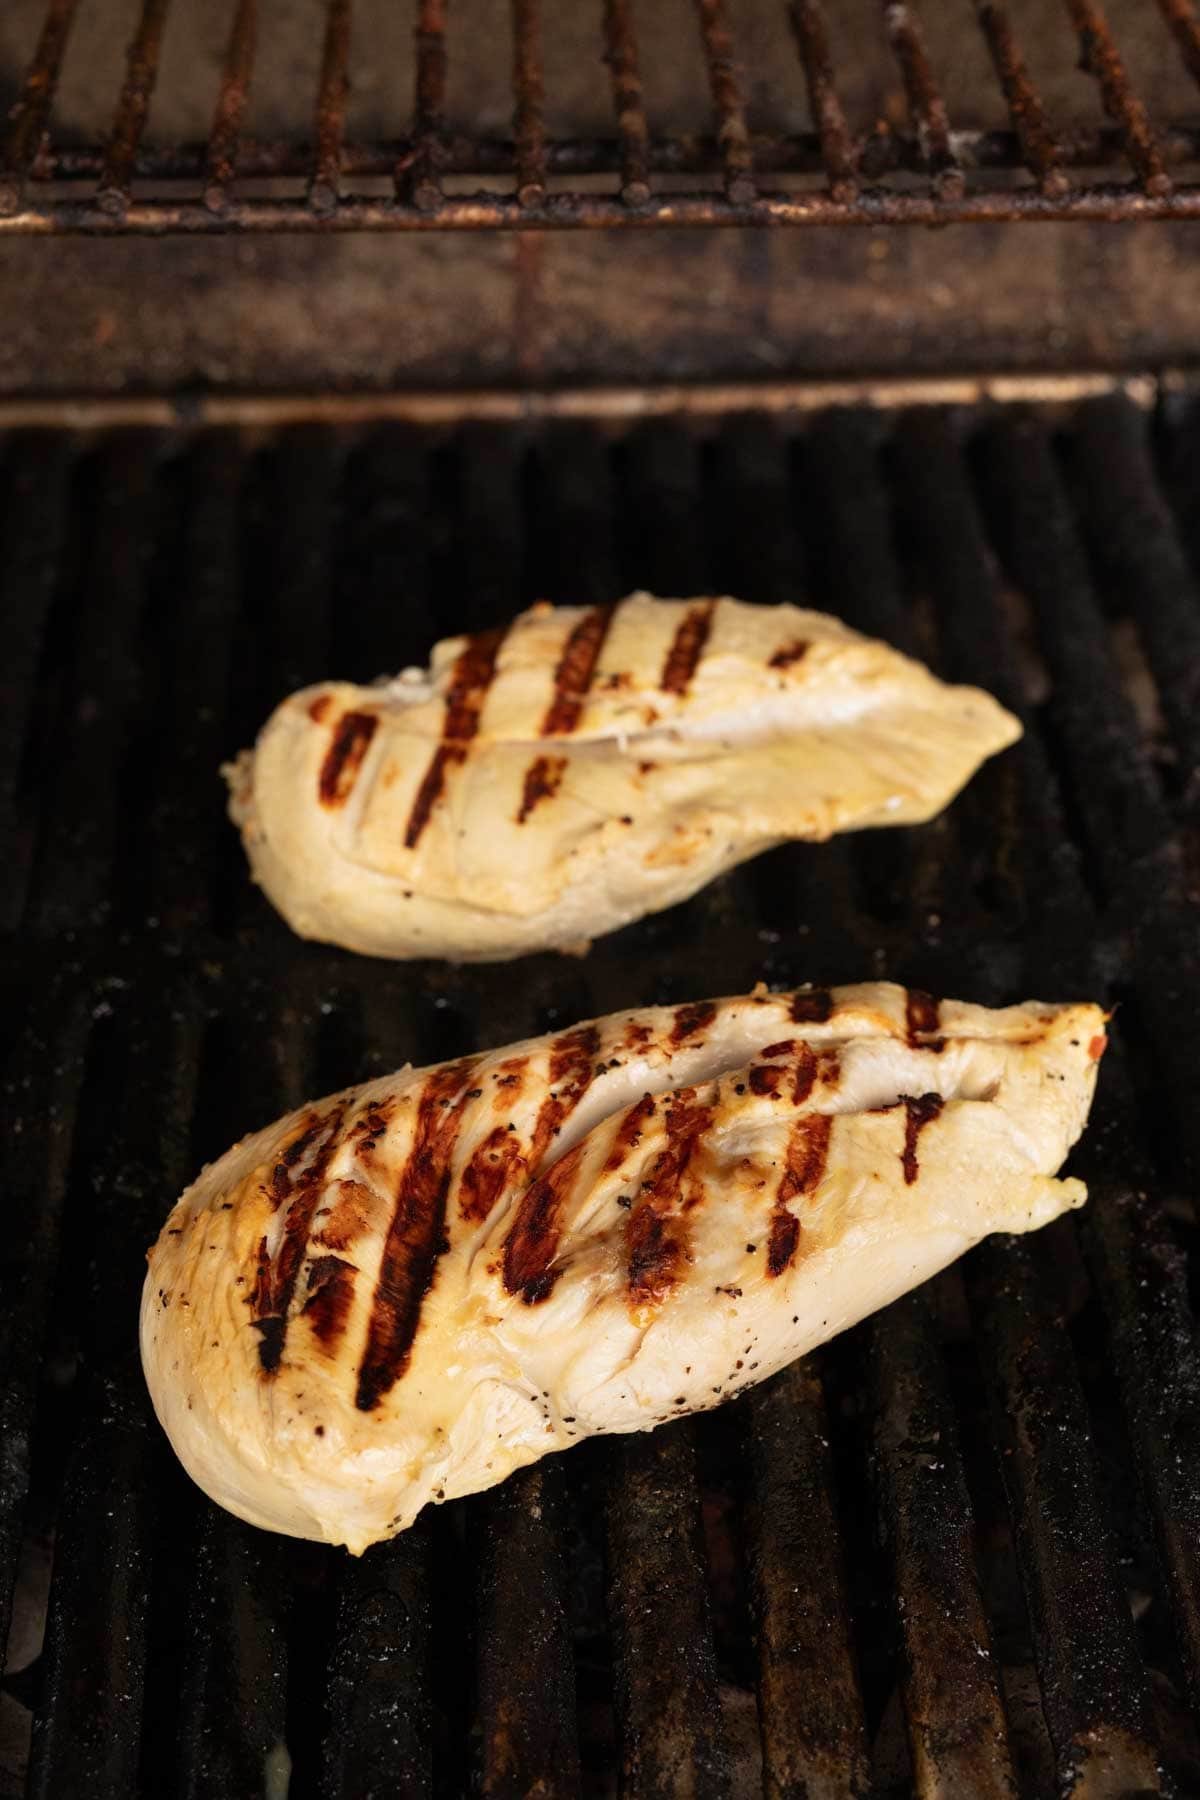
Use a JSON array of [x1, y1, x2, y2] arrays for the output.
[[225, 594, 1021, 961], [141, 983, 1105, 1552]]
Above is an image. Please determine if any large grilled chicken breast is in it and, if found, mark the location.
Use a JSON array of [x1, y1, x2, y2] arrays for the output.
[[226, 595, 1020, 961], [142, 984, 1104, 1552]]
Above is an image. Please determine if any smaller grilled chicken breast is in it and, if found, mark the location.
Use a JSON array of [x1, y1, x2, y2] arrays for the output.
[[142, 984, 1104, 1552], [226, 594, 1020, 961]]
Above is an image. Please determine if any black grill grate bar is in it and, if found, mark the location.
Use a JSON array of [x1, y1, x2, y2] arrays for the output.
[[476, 1466, 580, 1796], [310, 0, 353, 214], [0, 0, 81, 215], [977, 415, 1200, 1180], [27, 1370, 155, 1800], [399, 0, 449, 210], [1063, 0, 1172, 194], [24, 434, 164, 935], [325, 1524, 434, 1797], [1076, 1059, 1200, 1721], [604, 1425, 731, 1795], [694, 0, 756, 202], [746, 1357, 870, 1798], [967, 1235, 1162, 1790], [173, 1508, 292, 1800], [204, 0, 258, 214], [1066, 395, 1200, 816], [96, 0, 173, 216], [512, 0, 547, 208], [602, 0, 652, 206], [786, 0, 858, 201], [29, 990, 202, 1798], [139, 434, 246, 933], [975, 0, 1069, 197], [881, 0, 964, 200], [868, 1296, 1018, 1799], [0, 994, 89, 1658], [896, 406, 1200, 1753], [0, 432, 74, 932]]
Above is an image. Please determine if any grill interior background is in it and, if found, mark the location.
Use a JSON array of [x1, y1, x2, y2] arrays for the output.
[[2, 389, 1200, 1797], [4, 0, 1200, 230]]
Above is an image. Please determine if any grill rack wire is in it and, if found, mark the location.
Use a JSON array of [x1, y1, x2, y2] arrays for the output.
[[5, 0, 1200, 231], [2, 392, 1200, 1795]]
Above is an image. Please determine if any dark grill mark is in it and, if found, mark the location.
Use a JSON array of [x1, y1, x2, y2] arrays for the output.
[[792, 1043, 818, 1106], [906, 989, 944, 1053], [671, 1000, 717, 1046], [355, 1060, 480, 1410], [768, 638, 810, 670], [760, 1038, 797, 1058], [749, 1065, 784, 1097], [269, 1111, 323, 1207], [251, 1106, 347, 1374], [624, 1020, 653, 1050], [318, 711, 378, 807], [602, 1092, 657, 1174], [404, 625, 508, 848], [791, 988, 833, 1025], [767, 1114, 832, 1277], [301, 1255, 357, 1348], [517, 753, 567, 824], [901, 1093, 945, 1185], [541, 604, 616, 735], [528, 1025, 602, 1171], [624, 1093, 711, 1308], [503, 1143, 587, 1305], [404, 743, 462, 849], [312, 1178, 379, 1252], [626, 1208, 685, 1309], [459, 1124, 526, 1223], [308, 694, 332, 723], [660, 601, 716, 695]]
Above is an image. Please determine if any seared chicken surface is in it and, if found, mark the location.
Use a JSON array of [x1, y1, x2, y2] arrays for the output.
[[226, 594, 1021, 961], [142, 984, 1104, 1552]]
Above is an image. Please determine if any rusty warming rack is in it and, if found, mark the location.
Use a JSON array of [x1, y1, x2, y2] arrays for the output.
[[2, 0, 1200, 230]]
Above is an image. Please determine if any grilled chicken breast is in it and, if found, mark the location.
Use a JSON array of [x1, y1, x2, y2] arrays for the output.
[[226, 594, 1020, 961], [142, 983, 1104, 1552]]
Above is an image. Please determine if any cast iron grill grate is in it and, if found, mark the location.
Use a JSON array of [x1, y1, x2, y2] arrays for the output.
[[4, 0, 1200, 231], [3, 390, 1200, 1796]]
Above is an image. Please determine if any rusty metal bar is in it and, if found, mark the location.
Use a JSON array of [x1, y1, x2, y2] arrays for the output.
[[0, 0, 82, 216], [310, 0, 352, 213], [1157, 0, 1200, 90], [882, 0, 964, 199], [694, 0, 755, 201], [96, 0, 173, 215], [512, 0, 546, 207], [398, 0, 447, 210], [787, 0, 857, 201], [6, 182, 1200, 233], [975, 0, 1068, 196], [204, 0, 258, 213], [602, 0, 652, 206], [1063, 0, 1170, 194]]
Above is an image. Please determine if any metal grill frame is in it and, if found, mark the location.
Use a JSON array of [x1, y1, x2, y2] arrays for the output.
[[3, 385, 1200, 1796], [5, 0, 1200, 232]]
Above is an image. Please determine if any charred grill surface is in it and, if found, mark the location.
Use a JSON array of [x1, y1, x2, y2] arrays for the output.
[[2, 392, 1200, 1794]]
